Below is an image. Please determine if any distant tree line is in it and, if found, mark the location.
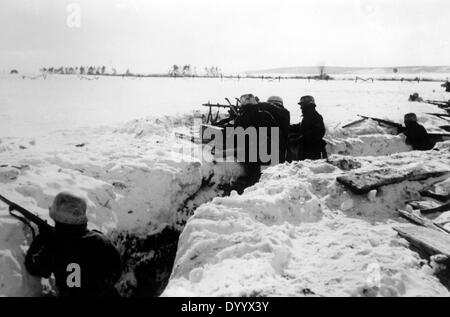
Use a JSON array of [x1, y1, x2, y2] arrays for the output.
[[168, 65, 222, 77], [39, 66, 127, 76], [37, 64, 223, 78]]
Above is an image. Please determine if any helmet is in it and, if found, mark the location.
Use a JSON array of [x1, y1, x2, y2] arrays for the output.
[[298, 95, 316, 108], [239, 94, 258, 106], [404, 113, 417, 123], [267, 96, 283, 107], [49, 192, 88, 225]]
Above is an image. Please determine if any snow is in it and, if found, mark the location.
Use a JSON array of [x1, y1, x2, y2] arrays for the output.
[[163, 149, 450, 297], [0, 117, 243, 296], [1, 75, 448, 137], [0, 76, 450, 296], [0, 217, 42, 296]]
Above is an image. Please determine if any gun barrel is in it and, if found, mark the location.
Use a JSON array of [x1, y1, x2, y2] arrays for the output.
[[0, 194, 53, 232], [202, 103, 233, 108], [357, 115, 403, 128]]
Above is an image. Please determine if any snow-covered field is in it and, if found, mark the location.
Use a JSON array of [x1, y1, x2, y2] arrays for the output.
[[0, 75, 450, 296], [1, 74, 448, 137]]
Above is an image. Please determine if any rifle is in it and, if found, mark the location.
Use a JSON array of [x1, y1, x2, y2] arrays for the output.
[[357, 115, 403, 130], [358, 115, 450, 140], [0, 194, 54, 238]]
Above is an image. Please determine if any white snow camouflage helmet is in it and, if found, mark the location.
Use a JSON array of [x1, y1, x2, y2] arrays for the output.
[[240, 93, 258, 106], [49, 192, 88, 225], [268, 96, 283, 107]]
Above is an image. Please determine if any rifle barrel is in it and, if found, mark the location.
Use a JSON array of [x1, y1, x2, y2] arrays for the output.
[[0, 194, 53, 231], [202, 103, 233, 108], [357, 115, 402, 128]]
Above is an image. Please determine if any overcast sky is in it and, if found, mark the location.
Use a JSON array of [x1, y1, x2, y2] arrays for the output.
[[1, 0, 449, 73]]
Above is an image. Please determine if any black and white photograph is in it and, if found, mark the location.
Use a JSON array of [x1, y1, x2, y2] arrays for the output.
[[1, 0, 450, 302]]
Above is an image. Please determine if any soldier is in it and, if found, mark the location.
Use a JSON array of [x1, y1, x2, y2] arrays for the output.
[[289, 95, 327, 160], [408, 92, 423, 102], [265, 96, 291, 163], [25, 192, 122, 297], [233, 94, 277, 185], [400, 113, 435, 151]]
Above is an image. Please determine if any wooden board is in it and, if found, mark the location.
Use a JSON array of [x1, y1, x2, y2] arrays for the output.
[[394, 225, 450, 257], [420, 190, 450, 203], [439, 125, 450, 132], [397, 209, 443, 231], [406, 200, 441, 211], [336, 169, 449, 194], [420, 202, 450, 214], [426, 113, 450, 118]]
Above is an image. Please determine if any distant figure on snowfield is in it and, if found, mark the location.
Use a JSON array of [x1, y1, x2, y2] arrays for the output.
[[399, 113, 435, 151], [408, 92, 423, 102], [25, 192, 122, 297], [289, 95, 327, 161]]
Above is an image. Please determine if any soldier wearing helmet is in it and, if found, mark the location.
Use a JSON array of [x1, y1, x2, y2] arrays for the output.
[[289, 95, 327, 160], [25, 192, 122, 297], [400, 113, 434, 150]]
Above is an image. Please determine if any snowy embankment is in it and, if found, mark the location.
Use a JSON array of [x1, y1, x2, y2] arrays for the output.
[[1, 112, 450, 296], [0, 115, 243, 296], [163, 143, 450, 297]]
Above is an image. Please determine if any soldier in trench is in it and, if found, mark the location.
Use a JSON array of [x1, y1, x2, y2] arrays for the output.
[[289, 95, 327, 161], [398, 113, 435, 151], [232, 93, 280, 188], [25, 191, 123, 297]]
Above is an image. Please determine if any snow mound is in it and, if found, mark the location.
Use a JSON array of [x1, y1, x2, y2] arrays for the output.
[[326, 119, 411, 156], [0, 119, 243, 296], [0, 216, 41, 296], [164, 147, 450, 297], [0, 138, 36, 153], [0, 111, 448, 297]]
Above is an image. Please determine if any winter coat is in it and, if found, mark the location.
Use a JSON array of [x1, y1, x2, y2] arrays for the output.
[[25, 226, 122, 297], [401, 122, 434, 151], [290, 109, 327, 160], [256, 102, 291, 163], [233, 103, 279, 165]]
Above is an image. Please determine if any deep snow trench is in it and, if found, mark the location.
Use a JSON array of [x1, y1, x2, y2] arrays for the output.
[[1, 116, 450, 296]]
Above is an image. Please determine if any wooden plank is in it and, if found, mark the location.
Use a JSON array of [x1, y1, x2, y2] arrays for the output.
[[397, 209, 439, 230], [394, 225, 450, 257], [406, 200, 441, 211], [405, 200, 450, 215], [336, 169, 450, 194], [397, 209, 450, 234], [426, 112, 450, 118], [420, 190, 450, 203], [420, 202, 450, 214]]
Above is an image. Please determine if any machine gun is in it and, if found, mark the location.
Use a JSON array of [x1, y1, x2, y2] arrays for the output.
[[0, 194, 54, 238], [202, 98, 240, 125]]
